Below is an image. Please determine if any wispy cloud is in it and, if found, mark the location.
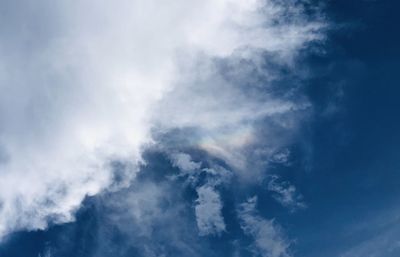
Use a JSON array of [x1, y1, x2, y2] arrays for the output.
[[338, 207, 400, 257], [267, 175, 307, 212], [238, 197, 292, 257], [94, 178, 206, 257]]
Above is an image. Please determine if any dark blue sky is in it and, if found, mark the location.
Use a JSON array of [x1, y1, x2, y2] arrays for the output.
[[296, 1, 400, 255], [0, 1, 399, 257]]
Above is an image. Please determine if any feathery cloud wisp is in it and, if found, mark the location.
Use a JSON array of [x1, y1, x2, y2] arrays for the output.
[[238, 197, 291, 257]]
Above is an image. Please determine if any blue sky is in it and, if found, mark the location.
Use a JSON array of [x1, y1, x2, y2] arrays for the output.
[[0, 0, 399, 257]]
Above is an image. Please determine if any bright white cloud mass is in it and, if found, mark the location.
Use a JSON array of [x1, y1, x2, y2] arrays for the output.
[[0, 0, 325, 249]]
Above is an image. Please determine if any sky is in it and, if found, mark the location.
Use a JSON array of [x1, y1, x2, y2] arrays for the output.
[[0, 0, 399, 257]]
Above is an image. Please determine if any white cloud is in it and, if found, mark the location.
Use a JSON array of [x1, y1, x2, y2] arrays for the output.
[[238, 197, 291, 257], [195, 185, 226, 236], [169, 152, 231, 236], [0, 0, 325, 239]]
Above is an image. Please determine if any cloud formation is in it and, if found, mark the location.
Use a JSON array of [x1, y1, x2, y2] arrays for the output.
[[267, 175, 307, 212], [0, 0, 325, 241], [169, 152, 231, 236], [238, 197, 291, 257], [195, 185, 226, 236]]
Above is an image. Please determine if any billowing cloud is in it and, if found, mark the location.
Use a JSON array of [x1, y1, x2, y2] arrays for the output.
[[0, 0, 325, 240]]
